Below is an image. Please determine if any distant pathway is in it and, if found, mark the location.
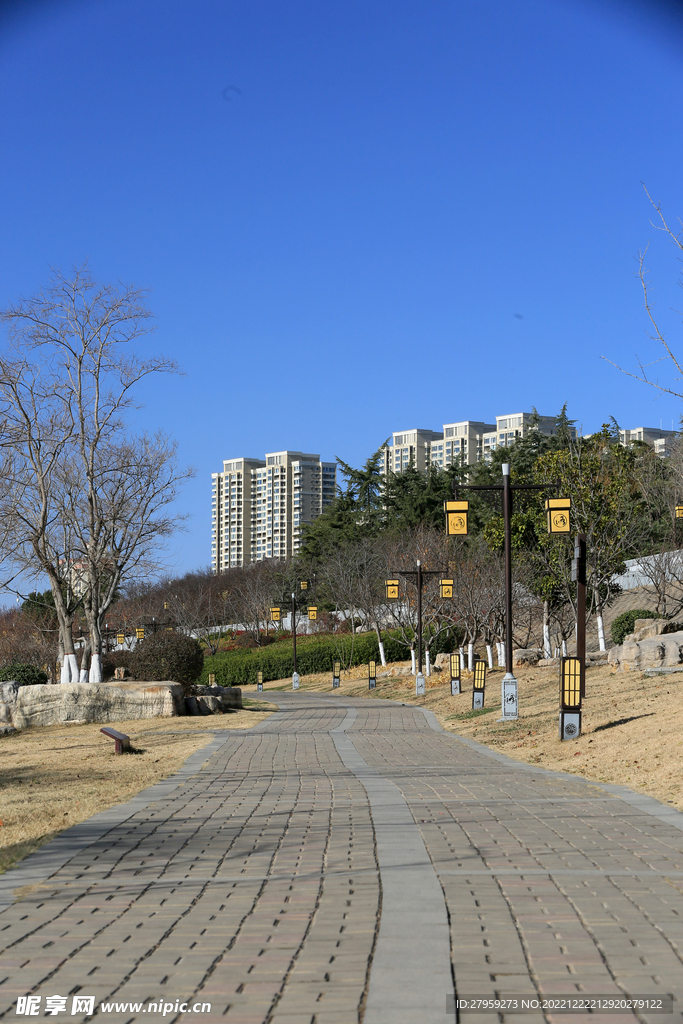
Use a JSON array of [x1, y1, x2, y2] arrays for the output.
[[0, 693, 682, 1023]]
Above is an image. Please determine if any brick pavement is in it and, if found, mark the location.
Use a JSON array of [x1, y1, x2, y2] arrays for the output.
[[0, 693, 682, 1024]]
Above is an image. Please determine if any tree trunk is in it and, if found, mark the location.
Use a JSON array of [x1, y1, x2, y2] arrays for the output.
[[410, 647, 416, 674], [467, 643, 474, 672], [79, 637, 91, 683], [595, 592, 606, 652], [425, 650, 431, 676], [486, 644, 493, 669], [543, 600, 551, 658]]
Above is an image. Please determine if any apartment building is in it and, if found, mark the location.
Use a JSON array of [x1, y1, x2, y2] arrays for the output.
[[382, 411, 565, 474], [619, 426, 677, 458], [381, 429, 445, 475], [211, 451, 336, 572]]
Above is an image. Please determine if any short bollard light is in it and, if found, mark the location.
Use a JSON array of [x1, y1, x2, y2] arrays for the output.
[[308, 605, 317, 621], [332, 660, 341, 688], [416, 672, 426, 696], [559, 656, 582, 740], [257, 670, 263, 692], [116, 632, 125, 646], [472, 658, 486, 709], [270, 606, 281, 623], [444, 500, 469, 536], [136, 627, 145, 641], [676, 505, 683, 519], [292, 671, 300, 690], [545, 497, 571, 535], [385, 578, 400, 600], [208, 673, 215, 685], [368, 660, 377, 689], [440, 578, 454, 599], [300, 580, 308, 591], [450, 652, 461, 695]]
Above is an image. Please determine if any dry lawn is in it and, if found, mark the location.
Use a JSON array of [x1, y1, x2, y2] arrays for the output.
[[0, 700, 274, 874], [257, 660, 683, 810]]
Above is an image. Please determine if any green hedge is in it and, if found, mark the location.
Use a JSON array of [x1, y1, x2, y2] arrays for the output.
[[0, 663, 48, 686], [610, 609, 660, 646], [201, 627, 462, 686]]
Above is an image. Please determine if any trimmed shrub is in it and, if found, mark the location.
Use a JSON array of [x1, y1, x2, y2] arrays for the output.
[[130, 632, 204, 688], [201, 627, 463, 687], [0, 663, 48, 686], [610, 609, 660, 646]]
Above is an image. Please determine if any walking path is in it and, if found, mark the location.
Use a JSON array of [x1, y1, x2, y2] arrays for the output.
[[1, 693, 683, 1024]]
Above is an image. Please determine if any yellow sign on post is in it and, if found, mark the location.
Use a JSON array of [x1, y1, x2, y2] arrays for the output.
[[308, 606, 317, 621], [440, 578, 453, 599], [116, 633, 125, 646], [300, 581, 308, 591], [270, 606, 281, 622], [136, 627, 145, 640], [545, 497, 571, 534], [676, 505, 683, 519], [385, 579, 400, 600], [444, 500, 469, 536]]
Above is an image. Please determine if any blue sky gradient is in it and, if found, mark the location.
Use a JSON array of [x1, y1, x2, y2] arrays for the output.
[[2, 0, 683, 573]]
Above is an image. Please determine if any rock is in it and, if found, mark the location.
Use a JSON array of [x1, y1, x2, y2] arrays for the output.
[[434, 653, 450, 670], [193, 685, 242, 711], [114, 666, 130, 680], [0, 680, 190, 731], [611, 629, 683, 672], [513, 648, 542, 667], [586, 650, 608, 663], [608, 645, 622, 668], [537, 657, 560, 667]]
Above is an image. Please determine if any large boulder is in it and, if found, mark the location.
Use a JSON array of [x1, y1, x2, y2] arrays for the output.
[[513, 648, 542, 667], [609, 630, 683, 672], [6, 681, 186, 729]]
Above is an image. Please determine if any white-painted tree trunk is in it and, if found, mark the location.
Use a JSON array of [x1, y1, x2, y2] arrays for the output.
[[543, 623, 551, 659], [410, 648, 416, 674], [89, 654, 102, 683], [378, 641, 386, 666], [79, 669, 88, 683], [468, 643, 474, 672], [597, 614, 606, 652], [66, 653, 79, 682], [60, 660, 69, 684], [425, 650, 431, 676], [562, 640, 567, 657], [486, 645, 493, 669], [555, 646, 560, 659], [496, 642, 503, 667]]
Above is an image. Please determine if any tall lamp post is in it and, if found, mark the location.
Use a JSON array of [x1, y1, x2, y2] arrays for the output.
[[446, 463, 570, 720], [386, 561, 443, 695]]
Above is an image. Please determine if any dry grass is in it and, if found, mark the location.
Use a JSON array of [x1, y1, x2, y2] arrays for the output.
[[0, 700, 275, 874], [258, 661, 683, 810]]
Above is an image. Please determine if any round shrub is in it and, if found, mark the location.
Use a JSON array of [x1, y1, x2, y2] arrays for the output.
[[610, 609, 660, 646], [0, 663, 48, 686], [130, 631, 204, 687]]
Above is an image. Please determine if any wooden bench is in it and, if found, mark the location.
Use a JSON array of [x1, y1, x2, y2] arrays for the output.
[[100, 727, 131, 754]]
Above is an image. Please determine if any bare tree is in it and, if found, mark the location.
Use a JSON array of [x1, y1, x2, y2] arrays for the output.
[[0, 266, 192, 681], [604, 185, 683, 399]]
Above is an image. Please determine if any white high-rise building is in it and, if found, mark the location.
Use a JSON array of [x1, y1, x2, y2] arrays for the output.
[[211, 451, 336, 571], [383, 411, 569, 475]]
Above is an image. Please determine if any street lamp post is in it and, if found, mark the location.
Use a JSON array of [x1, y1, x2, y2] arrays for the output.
[[386, 562, 442, 695], [291, 591, 298, 687], [447, 463, 569, 720]]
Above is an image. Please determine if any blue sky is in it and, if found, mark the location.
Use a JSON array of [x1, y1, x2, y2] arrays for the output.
[[2, 0, 683, 574]]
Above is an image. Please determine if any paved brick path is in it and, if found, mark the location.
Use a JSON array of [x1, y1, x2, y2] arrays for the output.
[[1, 694, 683, 1024]]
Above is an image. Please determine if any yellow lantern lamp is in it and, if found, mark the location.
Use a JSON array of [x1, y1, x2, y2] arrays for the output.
[[546, 497, 571, 534], [444, 500, 469, 536]]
